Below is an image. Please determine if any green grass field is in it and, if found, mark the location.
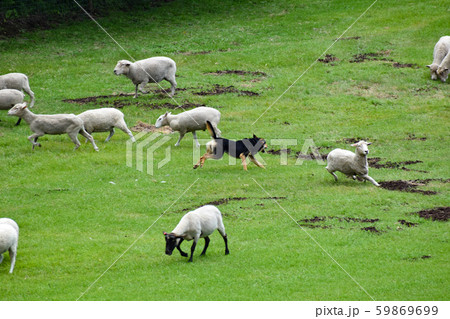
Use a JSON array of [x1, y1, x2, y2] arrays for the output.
[[0, 0, 449, 301]]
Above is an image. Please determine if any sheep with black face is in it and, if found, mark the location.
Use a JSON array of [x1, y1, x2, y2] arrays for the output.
[[164, 205, 229, 262]]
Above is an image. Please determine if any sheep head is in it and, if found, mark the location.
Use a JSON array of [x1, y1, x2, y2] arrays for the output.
[[155, 112, 170, 128], [7, 102, 27, 117], [437, 66, 449, 82], [113, 60, 132, 76], [351, 140, 372, 156]]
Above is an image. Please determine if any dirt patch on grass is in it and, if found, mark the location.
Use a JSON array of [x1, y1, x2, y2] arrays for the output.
[[177, 49, 230, 56], [130, 121, 173, 134], [194, 84, 259, 96], [337, 36, 361, 40], [205, 70, 267, 77], [368, 158, 428, 173], [392, 62, 419, 68], [349, 52, 393, 63], [298, 215, 379, 231], [318, 54, 339, 64], [361, 226, 381, 233], [379, 179, 449, 195], [266, 148, 328, 160], [406, 133, 427, 141], [398, 219, 418, 227], [337, 137, 372, 144], [266, 148, 292, 155], [63, 93, 133, 104], [180, 196, 286, 212], [414, 207, 449, 221]]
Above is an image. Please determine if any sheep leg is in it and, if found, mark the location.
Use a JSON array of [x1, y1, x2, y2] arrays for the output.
[[68, 131, 82, 150], [217, 226, 229, 255], [28, 133, 43, 149], [176, 238, 188, 257], [239, 153, 248, 171], [8, 245, 17, 274], [23, 83, 35, 108], [189, 238, 198, 262], [362, 174, 380, 187], [105, 128, 115, 142], [134, 84, 139, 98], [138, 81, 149, 94], [166, 77, 177, 97], [116, 121, 136, 142], [15, 118, 22, 126], [326, 168, 338, 181], [174, 132, 185, 147], [249, 154, 265, 169], [200, 236, 210, 256], [79, 128, 99, 151], [0, 253, 3, 264], [192, 131, 200, 147]]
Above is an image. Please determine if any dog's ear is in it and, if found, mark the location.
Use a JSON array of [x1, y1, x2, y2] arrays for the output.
[[253, 134, 258, 139]]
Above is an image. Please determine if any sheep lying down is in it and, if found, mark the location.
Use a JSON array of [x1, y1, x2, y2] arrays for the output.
[[164, 205, 229, 262]]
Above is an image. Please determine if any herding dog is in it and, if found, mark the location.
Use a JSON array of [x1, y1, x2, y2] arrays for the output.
[[193, 121, 267, 170]]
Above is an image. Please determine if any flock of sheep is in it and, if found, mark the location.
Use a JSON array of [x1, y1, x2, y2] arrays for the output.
[[0, 36, 448, 270]]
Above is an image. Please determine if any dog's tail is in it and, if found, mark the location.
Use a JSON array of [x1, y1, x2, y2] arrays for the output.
[[206, 120, 217, 139]]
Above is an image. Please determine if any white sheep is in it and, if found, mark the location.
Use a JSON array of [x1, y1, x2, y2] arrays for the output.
[[113, 57, 177, 98], [155, 107, 221, 147], [163, 205, 229, 262], [8, 103, 99, 151], [0, 73, 35, 107], [78, 108, 135, 142], [0, 89, 25, 126], [427, 36, 450, 82], [0, 218, 19, 274], [325, 140, 380, 187]]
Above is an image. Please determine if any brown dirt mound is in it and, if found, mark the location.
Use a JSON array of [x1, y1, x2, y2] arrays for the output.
[[337, 137, 372, 144], [337, 36, 361, 40], [205, 70, 267, 76], [266, 148, 291, 155], [414, 207, 449, 221], [379, 179, 448, 195], [368, 158, 428, 173], [296, 152, 328, 161], [194, 84, 259, 96], [350, 52, 393, 63], [62, 93, 133, 104], [177, 49, 229, 56], [318, 54, 339, 64], [130, 121, 173, 134]]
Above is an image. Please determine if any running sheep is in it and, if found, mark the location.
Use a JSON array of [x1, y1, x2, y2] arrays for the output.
[[0, 89, 25, 126], [8, 102, 99, 151], [163, 205, 229, 262], [325, 140, 380, 187], [427, 36, 450, 82], [113, 57, 177, 98], [0, 218, 19, 274], [78, 108, 135, 142], [0, 73, 35, 108], [155, 107, 221, 147]]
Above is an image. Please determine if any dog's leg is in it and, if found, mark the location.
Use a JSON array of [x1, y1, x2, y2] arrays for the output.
[[239, 153, 248, 171], [193, 154, 206, 169], [249, 154, 265, 169]]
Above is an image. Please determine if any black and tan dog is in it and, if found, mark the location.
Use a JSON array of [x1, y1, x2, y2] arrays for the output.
[[193, 121, 267, 170]]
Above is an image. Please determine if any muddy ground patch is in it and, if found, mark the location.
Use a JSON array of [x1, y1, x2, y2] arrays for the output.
[[413, 207, 449, 221], [130, 121, 173, 134], [179, 196, 287, 213], [266, 148, 328, 161], [368, 158, 428, 173], [193, 84, 259, 96], [204, 70, 267, 77], [318, 54, 339, 65], [379, 179, 449, 195], [298, 215, 380, 232]]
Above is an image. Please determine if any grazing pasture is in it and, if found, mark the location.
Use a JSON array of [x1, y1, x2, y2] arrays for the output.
[[0, 0, 448, 301]]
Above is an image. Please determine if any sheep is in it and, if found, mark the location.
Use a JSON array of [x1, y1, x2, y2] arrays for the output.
[[163, 205, 229, 262], [7, 102, 99, 151], [155, 107, 221, 147], [325, 140, 380, 187], [0, 89, 25, 126], [113, 57, 177, 98], [0, 218, 19, 274], [427, 36, 450, 82], [78, 108, 136, 143], [0, 73, 35, 108]]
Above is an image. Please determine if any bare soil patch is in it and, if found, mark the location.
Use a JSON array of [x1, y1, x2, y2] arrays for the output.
[[398, 219, 418, 227], [337, 36, 361, 40], [177, 49, 230, 56], [379, 179, 449, 195], [337, 137, 372, 144], [361, 226, 381, 233], [406, 133, 427, 141], [368, 158, 428, 173], [205, 70, 267, 77], [318, 54, 339, 64], [194, 84, 259, 96], [266, 148, 328, 160], [298, 215, 379, 231], [393, 62, 419, 68], [414, 207, 449, 221], [130, 121, 173, 134], [349, 52, 393, 63]]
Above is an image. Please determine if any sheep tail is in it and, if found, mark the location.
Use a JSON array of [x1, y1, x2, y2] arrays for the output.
[[206, 121, 217, 139]]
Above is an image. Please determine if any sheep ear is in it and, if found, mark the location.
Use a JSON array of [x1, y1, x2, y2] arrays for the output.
[[367, 142, 372, 145], [125, 63, 131, 67], [351, 143, 358, 147], [22, 102, 28, 109], [426, 65, 431, 69]]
